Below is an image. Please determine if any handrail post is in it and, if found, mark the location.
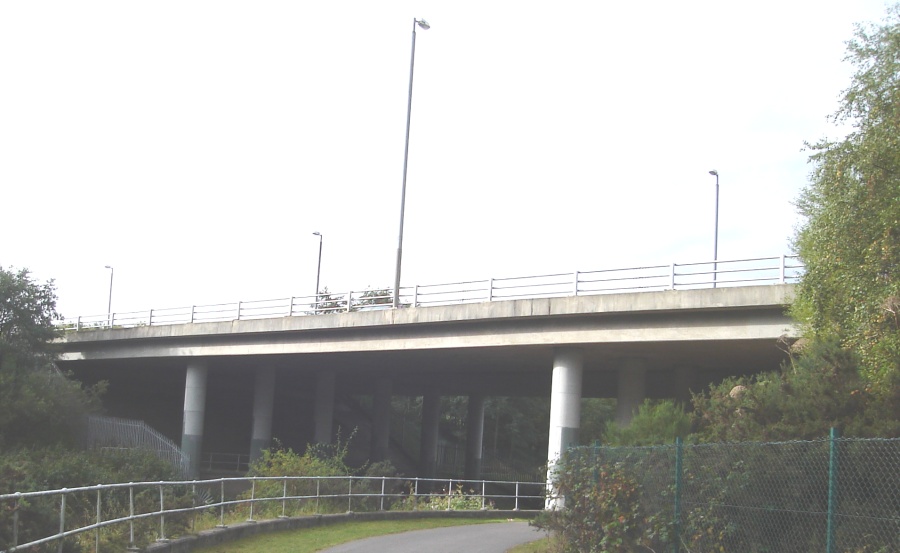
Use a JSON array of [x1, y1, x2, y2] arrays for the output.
[[127, 484, 136, 550], [515, 482, 520, 511], [12, 493, 20, 548], [95, 489, 101, 553], [247, 479, 256, 522], [218, 480, 226, 528], [57, 490, 66, 553], [158, 483, 167, 542], [447, 479, 453, 511], [826, 427, 840, 553]]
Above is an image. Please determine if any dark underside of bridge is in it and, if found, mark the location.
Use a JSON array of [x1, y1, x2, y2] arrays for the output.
[[62, 337, 788, 466]]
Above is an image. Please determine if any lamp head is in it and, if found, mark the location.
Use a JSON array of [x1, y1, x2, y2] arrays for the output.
[[415, 19, 430, 30], [104, 265, 112, 269], [312, 232, 321, 237], [709, 170, 718, 177]]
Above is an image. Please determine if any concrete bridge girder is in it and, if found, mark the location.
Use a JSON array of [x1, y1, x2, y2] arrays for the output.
[[58, 286, 798, 480]]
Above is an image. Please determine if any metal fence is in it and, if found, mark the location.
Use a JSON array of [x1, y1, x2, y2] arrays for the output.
[[0, 476, 545, 553], [85, 416, 190, 478], [557, 431, 900, 553], [60, 254, 803, 330]]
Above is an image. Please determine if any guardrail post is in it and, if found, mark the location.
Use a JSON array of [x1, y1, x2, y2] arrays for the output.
[[573, 271, 579, 296], [128, 484, 136, 550], [316, 479, 320, 514], [280, 478, 288, 518], [446, 479, 453, 511], [670, 263, 676, 290], [218, 480, 226, 528], [348, 478, 353, 512], [515, 482, 520, 511], [247, 479, 256, 522], [826, 427, 840, 553], [481, 481, 486, 510], [780, 254, 787, 283], [95, 489, 101, 553], [57, 490, 66, 553], [288, 297, 295, 317], [12, 493, 20, 548], [236, 301, 242, 321], [190, 305, 195, 324], [76, 316, 82, 331], [346, 292, 353, 313], [158, 483, 167, 542], [381, 477, 386, 511], [413, 285, 419, 307], [488, 279, 494, 302], [110, 313, 115, 328]]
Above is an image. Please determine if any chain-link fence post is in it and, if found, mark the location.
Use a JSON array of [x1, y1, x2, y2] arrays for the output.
[[826, 427, 840, 553], [673, 437, 683, 553]]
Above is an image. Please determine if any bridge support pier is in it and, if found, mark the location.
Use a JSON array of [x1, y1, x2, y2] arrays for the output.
[[371, 377, 392, 461], [546, 347, 583, 509], [181, 361, 208, 479], [314, 371, 335, 444], [249, 367, 276, 463], [616, 358, 647, 425], [419, 391, 441, 479], [464, 394, 486, 480]]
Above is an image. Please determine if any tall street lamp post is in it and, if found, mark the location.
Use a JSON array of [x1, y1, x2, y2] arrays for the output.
[[312, 232, 323, 310], [709, 170, 719, 287], [104, 265, 114, 326], [393, 17, 430, 309]]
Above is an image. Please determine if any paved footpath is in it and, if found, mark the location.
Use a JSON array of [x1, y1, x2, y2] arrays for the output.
[[317, 521, 544, 553]]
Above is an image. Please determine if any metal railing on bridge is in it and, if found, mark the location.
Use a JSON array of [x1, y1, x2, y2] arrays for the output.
[[0, 475, 545, 552], [61, 255, 803, 330]]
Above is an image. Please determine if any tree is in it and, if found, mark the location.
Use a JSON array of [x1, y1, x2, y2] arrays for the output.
[[793, 5, 900, 389], [0, 266, 60, 368], [0, 266, 102, 448]]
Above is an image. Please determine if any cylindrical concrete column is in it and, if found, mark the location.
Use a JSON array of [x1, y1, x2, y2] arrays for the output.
[[181, 361, 209, 479], [616, 358, 647, 426], [314, 371, 336, 445], [419, 392, 441, 479], [464, 394, 486, 480], [249, 367, 276, 463], [371, 377, 393, 462], [546, 347, 583, 509]]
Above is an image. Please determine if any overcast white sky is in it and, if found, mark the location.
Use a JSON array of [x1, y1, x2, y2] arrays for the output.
[[1, 1, 892, 319]]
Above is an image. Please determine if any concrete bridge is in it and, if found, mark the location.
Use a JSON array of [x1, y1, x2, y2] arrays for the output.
[[59, 281, 799, 481]]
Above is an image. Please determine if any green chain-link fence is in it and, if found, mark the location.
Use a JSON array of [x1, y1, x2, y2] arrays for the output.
[[557, 431, 899, 552]]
